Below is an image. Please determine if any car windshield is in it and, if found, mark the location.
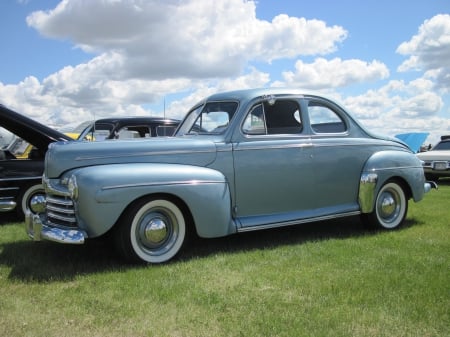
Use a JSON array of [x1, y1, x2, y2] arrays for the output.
[[433, 141, 450, 150], [176, 101, 238, 135]]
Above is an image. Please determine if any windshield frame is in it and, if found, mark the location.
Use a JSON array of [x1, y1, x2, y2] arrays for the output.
[[176, 100, 239, 136]]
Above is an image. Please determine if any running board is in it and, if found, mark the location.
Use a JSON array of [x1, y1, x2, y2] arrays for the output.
[[237, 211, 361, 233]]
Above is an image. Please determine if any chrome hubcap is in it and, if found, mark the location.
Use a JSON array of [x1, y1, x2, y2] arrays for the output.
[[144, 217, 168, 244], [378, 190, 400, 224], [380, 194, 396, 218], [138, 211, 174, 250]]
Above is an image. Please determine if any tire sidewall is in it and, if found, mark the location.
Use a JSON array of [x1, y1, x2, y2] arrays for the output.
[[19, 184, 44, 218], [374, 182, 407, 229], [129, 199, 186, 264]]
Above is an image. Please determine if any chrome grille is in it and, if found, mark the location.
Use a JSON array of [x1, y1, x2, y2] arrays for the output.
[[46, 195, 77, 227]]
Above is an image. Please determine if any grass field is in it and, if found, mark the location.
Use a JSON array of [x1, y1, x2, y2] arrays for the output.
[[0, 180, 449, 337]]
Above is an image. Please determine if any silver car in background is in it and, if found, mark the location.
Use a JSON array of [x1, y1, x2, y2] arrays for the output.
[[417, 136, 450, 181]]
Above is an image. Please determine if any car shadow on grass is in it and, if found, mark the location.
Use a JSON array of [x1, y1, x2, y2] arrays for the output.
[[0, 214, 423, 283], [182, 215, 424, 262], [0, 212, 21, 225], [1, 181, 442, 282]]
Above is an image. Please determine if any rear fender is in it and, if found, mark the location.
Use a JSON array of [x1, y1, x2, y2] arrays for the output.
[[358, 150, 425, 213]]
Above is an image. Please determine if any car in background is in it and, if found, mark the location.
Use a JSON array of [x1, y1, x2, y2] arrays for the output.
[[417, 135, 450, 181], [0, 109, 180, 219], [78, 116, 180, 141], [0, 104, 73, 218], [25, 88, 434, 264]]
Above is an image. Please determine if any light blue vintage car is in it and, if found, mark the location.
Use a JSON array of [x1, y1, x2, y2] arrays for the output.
[[25, 88, 435, 263]]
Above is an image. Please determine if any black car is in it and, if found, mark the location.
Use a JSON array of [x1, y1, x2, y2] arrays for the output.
[[78, 116, 180, 141], [0, 104, 73, 218]]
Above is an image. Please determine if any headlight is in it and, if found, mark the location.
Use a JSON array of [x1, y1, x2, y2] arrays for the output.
[[67, 175, 78, 200]]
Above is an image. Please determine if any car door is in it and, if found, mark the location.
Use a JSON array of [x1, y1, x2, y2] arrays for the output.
[[232, 98, 315, 229], [306, 98, 368, 214]]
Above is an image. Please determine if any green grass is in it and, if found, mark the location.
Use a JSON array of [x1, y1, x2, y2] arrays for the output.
[[1, 181, 449, 337]]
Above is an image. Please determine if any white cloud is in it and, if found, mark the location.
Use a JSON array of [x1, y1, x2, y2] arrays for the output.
[[26, 0, 347, 80], [397, 14, 450, 93], [343, 79, 447, 144], [1, 2, 447, 146], [273, 57, 389, 89], [11, 0, 346, 124]]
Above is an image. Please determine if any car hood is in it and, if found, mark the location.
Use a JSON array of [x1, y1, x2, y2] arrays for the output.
[[0, 104, 72, 151], [395, 132, 429, 153], [417, 150, 450, 161], [45, 137, 218, 178]]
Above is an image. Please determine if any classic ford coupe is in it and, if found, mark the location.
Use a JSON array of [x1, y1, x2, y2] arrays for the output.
[[26, 88, 434, 263]]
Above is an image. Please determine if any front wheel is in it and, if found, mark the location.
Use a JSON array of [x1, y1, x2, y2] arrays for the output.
[[114, 197, 187, 264], [362, 181, 408, 230]]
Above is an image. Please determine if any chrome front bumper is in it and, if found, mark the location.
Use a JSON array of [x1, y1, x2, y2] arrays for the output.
[[25, 211, 86, 244]]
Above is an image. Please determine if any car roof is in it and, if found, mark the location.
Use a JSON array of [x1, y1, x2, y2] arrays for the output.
[[203, 88, 322, 101], [0, 104, 72, 151], [92, 116, 180, 125]]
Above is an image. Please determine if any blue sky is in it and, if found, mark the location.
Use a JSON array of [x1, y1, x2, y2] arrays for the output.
[[0, 0, 449, 144]]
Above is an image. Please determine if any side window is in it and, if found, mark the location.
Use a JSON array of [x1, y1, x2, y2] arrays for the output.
[[243, 100, 302, 135], [308, 102, 346, 133], [115, 126, 152, 139], [243, 104, 266, 135], [156, 125, 177, 137]]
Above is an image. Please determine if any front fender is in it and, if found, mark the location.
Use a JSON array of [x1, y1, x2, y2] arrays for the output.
[[359, 150, 426, 213], [70, 163, 235, 238]]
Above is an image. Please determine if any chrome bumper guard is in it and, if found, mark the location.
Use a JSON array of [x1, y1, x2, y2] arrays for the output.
[[25, 211, 86, 244], [424, 181, 438, 193]]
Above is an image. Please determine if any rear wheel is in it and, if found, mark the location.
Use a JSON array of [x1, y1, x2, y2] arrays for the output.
[[114, 197, 187, 264], [362, 181, 408, 230]]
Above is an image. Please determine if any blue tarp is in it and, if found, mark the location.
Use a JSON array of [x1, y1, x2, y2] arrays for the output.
[[395, 132, 429, 153]]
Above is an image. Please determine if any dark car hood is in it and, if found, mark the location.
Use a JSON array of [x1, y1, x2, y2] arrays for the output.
[[45, 136, 219, 178], [0, 104, 72, 151]]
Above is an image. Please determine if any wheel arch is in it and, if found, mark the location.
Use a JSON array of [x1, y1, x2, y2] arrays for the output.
[[115, 192, 196, 237], [359, 150, 423, 214], [72, 163, 236, 239]]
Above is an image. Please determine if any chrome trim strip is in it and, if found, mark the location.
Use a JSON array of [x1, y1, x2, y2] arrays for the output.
[[362, 165, 423, 172], [234, 143, 313, 151], [237, 211, 361, 233], [0, 176, 42, 182], [75, 148, 215, 161], [46, 196, 73, 206], [46, 211, 76, 223], [0, 187, 19, 191], [102, 179, 224, 191]]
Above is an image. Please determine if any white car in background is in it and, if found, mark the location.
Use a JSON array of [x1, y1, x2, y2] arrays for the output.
[[417, 135, 450, 181]]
